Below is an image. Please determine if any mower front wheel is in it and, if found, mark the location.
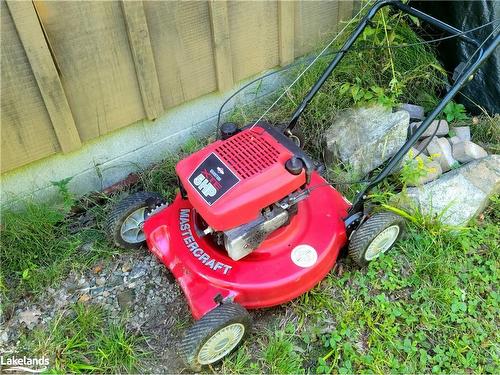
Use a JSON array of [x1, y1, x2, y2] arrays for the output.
[[106, 191, 163, 249], [179, 302, 251, 370], [348, 211, 405, 266]]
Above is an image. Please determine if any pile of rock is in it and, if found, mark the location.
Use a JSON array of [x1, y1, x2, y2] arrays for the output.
[[323, 103, 499, 226], [411, 119, 487, 172]]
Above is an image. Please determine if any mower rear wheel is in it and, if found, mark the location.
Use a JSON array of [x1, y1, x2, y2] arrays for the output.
[[106, 191, 163, 249], [180, 302, 251, 370], [348, 211, 405, 266]]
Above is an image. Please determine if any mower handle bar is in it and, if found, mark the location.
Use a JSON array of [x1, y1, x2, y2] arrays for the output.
[[282, 0, 498, 218]]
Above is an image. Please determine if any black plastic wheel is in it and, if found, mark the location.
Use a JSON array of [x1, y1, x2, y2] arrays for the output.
[[106, 191, 163, 249], [179, 302, 251, 370], [348, 211, 405, 267]]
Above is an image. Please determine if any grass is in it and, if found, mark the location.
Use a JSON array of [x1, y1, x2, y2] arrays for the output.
[[0, 192, 119, 306], [219, 197, 499, 373], [20, 303, 145, 373]]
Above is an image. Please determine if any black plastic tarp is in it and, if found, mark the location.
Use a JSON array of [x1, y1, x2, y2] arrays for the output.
[[413, 0, 499, 115]]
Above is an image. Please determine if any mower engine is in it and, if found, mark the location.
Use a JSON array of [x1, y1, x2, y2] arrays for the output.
[[175, 123, 315, 260]]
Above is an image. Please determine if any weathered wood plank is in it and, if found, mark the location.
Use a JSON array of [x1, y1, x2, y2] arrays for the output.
[[6, 0, 81, 153], [227, 1, 279, 81], [143, 2, 217, 108], [294, 1, 340, 57], [208, 0, 234, 91], [338, 1, 355, 23], [278, 1, 294, 66], [1, 1, 59, 172], [35, 1, 145, 141], [121, 0, 163, 120]]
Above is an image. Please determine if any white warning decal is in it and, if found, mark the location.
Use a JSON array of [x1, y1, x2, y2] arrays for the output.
[[291, 245, 318, 268]]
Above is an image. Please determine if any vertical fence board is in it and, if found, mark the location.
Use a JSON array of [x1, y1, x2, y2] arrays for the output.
[[208, 0, 234, 92], [121, 1, 163, 120], [278, 1, 294, 66], [1, 1, 60, 172], [338, 1, 355, 24], [6, 0, 81, 153], [294, 1, 340, 57], [228, 1, 279, 82], [34, 1, 145, 141], [143, 1, 217, 109]]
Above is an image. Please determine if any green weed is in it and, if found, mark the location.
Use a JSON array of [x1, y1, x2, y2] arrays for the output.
[[20, 303, 145, 373], [443, 101, 469, 123], [262, 331, 305, 374], [0, 190, 118, 307]]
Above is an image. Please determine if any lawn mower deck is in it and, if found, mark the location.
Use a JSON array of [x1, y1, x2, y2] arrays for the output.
[[143, 172, 349, 319]]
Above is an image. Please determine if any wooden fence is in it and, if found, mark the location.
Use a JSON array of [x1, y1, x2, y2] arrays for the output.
[[1, 1, 356, 173]]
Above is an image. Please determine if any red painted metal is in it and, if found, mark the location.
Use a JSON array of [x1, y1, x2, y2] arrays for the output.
[[144, 172, 350, 319], [175, 125, 306, 231]]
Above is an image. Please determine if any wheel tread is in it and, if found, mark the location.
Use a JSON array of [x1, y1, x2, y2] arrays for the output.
[[348, 211, 404, 266], [179, 303, 251, 370], [106, 191, 162, 249]]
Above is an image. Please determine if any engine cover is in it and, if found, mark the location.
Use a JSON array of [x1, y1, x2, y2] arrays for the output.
[[175, 124, 308, 231]]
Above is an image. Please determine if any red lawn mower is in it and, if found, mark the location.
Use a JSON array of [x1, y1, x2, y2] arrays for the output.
[[106, 0, 498, 369]]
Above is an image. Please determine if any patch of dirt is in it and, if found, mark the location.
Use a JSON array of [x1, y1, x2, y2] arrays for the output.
[[1, 248, 286, 373]]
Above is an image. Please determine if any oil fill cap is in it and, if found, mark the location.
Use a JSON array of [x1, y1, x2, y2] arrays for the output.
[[285, 156, 304, 175]]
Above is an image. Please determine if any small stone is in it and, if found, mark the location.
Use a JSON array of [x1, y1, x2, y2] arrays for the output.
[[472, 116, 479, 125], [121, 263, 133, 273], [0, 331, 9, 343], [129, 265, 146, 280], [415, 137, 433, 156], [78, 294, 91, 303], [90, 287, 104, 295], [448, 136, 462, 146], [454, 126, 471, 142], [412, 119, 449, 138], [426, 137, 457, 172], [102, 291, 110, 298], [397, 103, 425, 120], [96, 277, 106, 286], [18, 309, 42, 328], [452, 141, 488, 163], [117, 290, 135, 311], [107, 274, 123, 287]]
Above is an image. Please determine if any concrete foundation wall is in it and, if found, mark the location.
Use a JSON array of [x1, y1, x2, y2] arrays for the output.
[[0, 72, 284, 208]]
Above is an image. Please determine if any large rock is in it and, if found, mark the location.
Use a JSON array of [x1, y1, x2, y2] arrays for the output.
[[323, 106, 409, 176], [402, 155, 500, 226]]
